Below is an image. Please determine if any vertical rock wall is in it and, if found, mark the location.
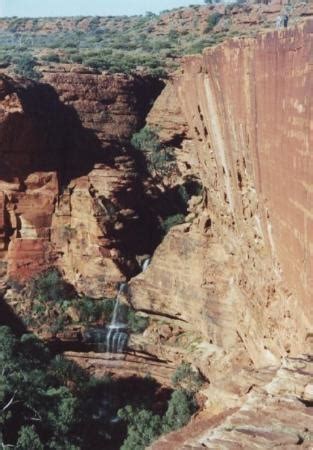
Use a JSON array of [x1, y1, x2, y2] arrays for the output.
[[131, 23, 312, 371]]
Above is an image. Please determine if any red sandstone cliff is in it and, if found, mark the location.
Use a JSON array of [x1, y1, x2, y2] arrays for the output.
[[0, 19, 312, 448], [130, 21, 312, 391], [131, 21, 312, 448], [0, 72, 163, 296]]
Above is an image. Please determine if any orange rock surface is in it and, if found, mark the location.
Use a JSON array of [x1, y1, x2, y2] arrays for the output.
[[0, 72, 162, 296], [0, 19, 312, 448], [131, 22, 312, 374]]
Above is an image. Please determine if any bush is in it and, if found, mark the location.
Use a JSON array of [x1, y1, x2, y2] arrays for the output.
[[32, 269, 73, 302], [162, 390, 195, 433], [76, 297, 115, 323], [131, 126, 160, 152], [171, 362, 204, 392], [118, 389, 196, 449], [42, 53, 60, 63], [127, 310, 149, 334], [131, 126, 176, 176], [205, 12, 223, 32], [118, 406, 162, 450], [71, 54, 83, 64], [16, 426, 44, 450], [13, 53, 40, 80], [161, 214, 185, 233]]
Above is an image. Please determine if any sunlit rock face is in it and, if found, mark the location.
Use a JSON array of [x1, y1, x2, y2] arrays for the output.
[[130, 22, 313, 372], [0, 72, 163, 297]]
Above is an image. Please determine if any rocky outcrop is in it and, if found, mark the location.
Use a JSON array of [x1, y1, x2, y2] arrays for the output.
[[151, 356, 313, 449], [130, 22, 312, 378], [0, 72, 163, 296]]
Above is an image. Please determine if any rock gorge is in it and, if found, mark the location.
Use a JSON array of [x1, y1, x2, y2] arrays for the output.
[[0, 20, 312, 448]]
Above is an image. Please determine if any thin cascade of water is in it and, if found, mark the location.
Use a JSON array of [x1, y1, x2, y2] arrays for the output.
[[106, 282, 129, 353], [112, 330, 119, 352], [106, 326, 114, 352], [111, 282, 126, 325], [117, 332, 128, 353], [142, 257, 151, 272], [117, 333, 123, 353]]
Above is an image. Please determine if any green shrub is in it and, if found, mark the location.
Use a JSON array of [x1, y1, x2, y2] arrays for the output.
[[161, 214, 185, 233], [42, 53, 60, 63], [131, 126, 159, 152], [127, 310, 149, 334], [13, 53, 40, 80], [118, 406, 162, 450], [71, 54, 83, 64], [171, 362, 204, 393], [32, 269, 73, 302], [0, 52, 11, 68], [75, 297, 115, 323], [16, 426, 44, 450], [205, 12, 223, 33], [162, 390, 195, 433], [118, 389, 196, 449], [131, 126, 176, 176]]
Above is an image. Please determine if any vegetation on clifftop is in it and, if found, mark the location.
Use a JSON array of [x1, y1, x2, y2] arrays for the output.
[[0, 1, 275, 79]]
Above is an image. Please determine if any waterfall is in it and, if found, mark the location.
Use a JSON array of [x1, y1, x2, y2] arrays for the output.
[[110, 282, 126, 326], [105, 283, 129, 353], [142, 257, 151, 272]]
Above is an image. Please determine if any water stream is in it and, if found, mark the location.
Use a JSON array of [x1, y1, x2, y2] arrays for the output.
[[84, 257, 151, 353], [105, 283, 128, 353], [142, 257, 151, 272]]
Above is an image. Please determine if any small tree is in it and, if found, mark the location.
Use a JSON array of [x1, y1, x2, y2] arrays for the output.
[[118, 405, 162, 450], [171, 362, 204, 393], [205, 12, 223, 32], [16, 426, 44, 450], [14, 53, 40, 80], [162, 390, 195, 433], [32, 269, 73, 302], [131, 126, 176, 177]]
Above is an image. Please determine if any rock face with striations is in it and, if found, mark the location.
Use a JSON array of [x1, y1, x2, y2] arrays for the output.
[[130, 22, 312, 377], [0, 71, 163, 296]]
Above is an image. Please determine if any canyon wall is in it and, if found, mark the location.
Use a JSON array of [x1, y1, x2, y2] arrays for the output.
[[0, 21, 311, 382], [0, 72, 163, 296], [131, 22, 312, 377]]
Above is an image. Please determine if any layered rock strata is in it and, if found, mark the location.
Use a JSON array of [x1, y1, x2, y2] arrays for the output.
[[0, 72, 163, 296], [151, 356, 313, 449], [130, 22, 312, 377], [64, 350, 176, 387]]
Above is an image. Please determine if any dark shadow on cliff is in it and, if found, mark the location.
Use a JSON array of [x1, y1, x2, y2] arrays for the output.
[[0, 75, 164, 185], [111, 149, 203, 276], [0, 76, 168, 276], [0, 295, 27, 335], [0, 79, 106, 187]]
